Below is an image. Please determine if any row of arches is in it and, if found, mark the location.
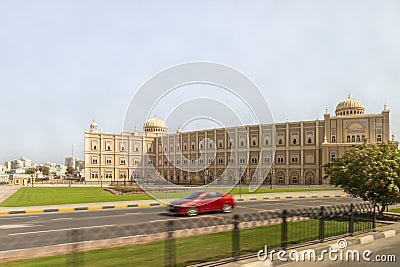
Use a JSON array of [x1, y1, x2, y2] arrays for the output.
[[159, 169, 321, 185]]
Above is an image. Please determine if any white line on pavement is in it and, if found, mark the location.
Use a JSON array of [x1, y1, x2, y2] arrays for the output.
[[51, 217, 73, 221], [0, 215, 39, 220], [8, 224, 116, 236], [0, 224, 43, 229]]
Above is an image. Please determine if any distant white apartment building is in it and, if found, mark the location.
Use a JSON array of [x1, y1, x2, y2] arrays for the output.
[[5, 157, 33, 171], [0, 165, 9, 184], [65, 156, 84, 171]]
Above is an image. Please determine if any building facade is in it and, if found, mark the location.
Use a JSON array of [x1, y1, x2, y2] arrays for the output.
[[84, 96, 392, 186]]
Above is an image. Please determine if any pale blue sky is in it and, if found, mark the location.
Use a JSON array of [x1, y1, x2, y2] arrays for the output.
[[1, 0, 400, 164]]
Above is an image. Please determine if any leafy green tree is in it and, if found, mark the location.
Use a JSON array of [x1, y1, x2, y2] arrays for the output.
[[66, 166, 76, 177], [324, 142, 400, 217], [25, 167, 36, 175], [38, 166, 50, 176]]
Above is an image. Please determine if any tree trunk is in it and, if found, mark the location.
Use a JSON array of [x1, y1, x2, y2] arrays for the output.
[[377, 204, 386, 219]]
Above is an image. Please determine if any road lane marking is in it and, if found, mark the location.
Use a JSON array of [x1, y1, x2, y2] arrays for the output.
[[0, 215, 39, 220], [236, 206, 276, 212], [148, 216, 205, 223], [0, 224, 43, 229], [8, 224, 116, 236], [279, 202, 320, 208], [51, 217, 73, 221], [258, 209, 280, 213]]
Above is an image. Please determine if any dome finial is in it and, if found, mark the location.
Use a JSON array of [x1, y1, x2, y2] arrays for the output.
[[384, 102, 387, 110], [348, 92, 351, 98], [325, 106, 329, 114]]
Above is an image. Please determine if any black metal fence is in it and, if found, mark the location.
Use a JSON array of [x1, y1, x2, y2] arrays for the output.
[[164, 202, 375, 266], [0, 203, 375, 267]]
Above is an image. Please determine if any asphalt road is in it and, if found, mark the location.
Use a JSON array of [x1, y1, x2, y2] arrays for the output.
[[0, 198, 364, 252]]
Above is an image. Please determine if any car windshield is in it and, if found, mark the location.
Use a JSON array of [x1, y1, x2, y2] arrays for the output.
[[183, 192, 204, 200]]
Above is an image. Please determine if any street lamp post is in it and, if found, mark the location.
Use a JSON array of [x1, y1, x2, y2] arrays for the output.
[[239, 167, 242, 198], [204, 169, 209, 189], [269, 169, 274, 189]]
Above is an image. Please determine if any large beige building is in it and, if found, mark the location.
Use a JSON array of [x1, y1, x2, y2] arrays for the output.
[[84, 96, 392, 186]]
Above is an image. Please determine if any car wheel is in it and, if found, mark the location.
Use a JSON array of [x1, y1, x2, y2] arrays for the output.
[[222, 203, 233, 213], [187, 207, 198, 216]]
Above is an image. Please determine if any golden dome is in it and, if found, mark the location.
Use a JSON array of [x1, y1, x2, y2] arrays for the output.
[[144, 116, 168, 133], [335, 96, 365, 116]]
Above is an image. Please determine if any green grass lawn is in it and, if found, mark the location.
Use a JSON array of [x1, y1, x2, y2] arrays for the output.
[[389, 207, 400, 213], [0, 187, 341, 207], [2, 220, 378, 267]]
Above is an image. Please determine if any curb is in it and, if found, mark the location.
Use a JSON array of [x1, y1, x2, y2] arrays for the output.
[[235, 195, 349, 202], [0, 194, 349, 216], [0, 202, 167, 215]]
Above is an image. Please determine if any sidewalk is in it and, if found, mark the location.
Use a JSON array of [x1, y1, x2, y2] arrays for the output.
[[0, 186, 19, 203], [0, 189, 348, 215]]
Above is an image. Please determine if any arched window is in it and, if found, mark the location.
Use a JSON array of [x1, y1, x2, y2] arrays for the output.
[[278, 139, 283, 145], [331, 136, 336, 143], [361, 135, 365, 142], [356, 135, 361, 142], [308, 138, 312, 144], [347, 136, 351, 142], [352, 135, 355, 142], [293, 138, 297, 145], [331, 154, 336, 162], [377, 135, 382, 142]]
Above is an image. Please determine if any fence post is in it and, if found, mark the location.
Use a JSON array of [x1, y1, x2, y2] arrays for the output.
[[349, 204, 354, 235], [67, 229, 82, 267], [372, 204, 376, 232], [319, 206, 325, 242], [232, 214, 240, 260], [165, 220, 176, 267], [281, 209, 288, 249]]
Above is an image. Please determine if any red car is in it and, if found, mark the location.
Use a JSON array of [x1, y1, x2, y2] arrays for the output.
[[168, 190, 235, 216]]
